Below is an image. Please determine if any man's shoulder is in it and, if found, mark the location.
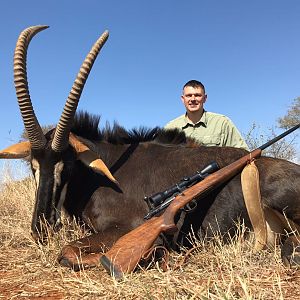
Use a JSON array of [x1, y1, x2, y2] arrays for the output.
[[164, 114, 186, 129], [205, 111, 228, 119], [205, 111, 233, 124]]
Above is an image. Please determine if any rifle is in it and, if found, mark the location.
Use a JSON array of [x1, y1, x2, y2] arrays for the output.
[[100, 123, 300, 279], [144, 161, 220, 220]]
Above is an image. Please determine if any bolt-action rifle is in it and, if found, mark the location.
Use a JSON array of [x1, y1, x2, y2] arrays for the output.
[[100, 123, 300, 279], [144, 161, 220, 220]]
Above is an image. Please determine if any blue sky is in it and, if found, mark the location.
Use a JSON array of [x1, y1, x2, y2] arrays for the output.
[[0, 1, 299, 177]]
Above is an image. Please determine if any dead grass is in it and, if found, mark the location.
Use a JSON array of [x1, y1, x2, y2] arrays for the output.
[[1, 169, 300, 299]]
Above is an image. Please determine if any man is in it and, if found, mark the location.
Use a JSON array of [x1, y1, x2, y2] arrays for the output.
[[165, 80, 248, 150]]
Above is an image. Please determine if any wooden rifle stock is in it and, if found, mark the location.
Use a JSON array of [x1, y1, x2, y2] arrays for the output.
[[100, 123, 300, 279], [100, 148, 261, 278]]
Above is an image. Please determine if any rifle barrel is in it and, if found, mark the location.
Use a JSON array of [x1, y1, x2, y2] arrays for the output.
[[259, 123, 299, 151]]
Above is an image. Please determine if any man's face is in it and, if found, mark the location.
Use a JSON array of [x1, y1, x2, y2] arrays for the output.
[[181, 86, 207, 113]]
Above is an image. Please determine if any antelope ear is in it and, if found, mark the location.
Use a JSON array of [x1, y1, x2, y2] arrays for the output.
[[69, 133, 118, 185], [0, 141, 31, 159]]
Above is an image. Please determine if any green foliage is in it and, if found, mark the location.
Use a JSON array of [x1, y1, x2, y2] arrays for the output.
[[244, 97, 299, 162], [244, 123, 298, 161], [278, 97, 300, 129]]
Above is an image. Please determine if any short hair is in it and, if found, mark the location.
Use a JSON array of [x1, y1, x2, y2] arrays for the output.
[[183, 80, 206, 94]]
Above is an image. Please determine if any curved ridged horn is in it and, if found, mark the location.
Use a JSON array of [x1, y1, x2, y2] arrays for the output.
[[14, 25, 48, 150], [51, 30, 109, 152]]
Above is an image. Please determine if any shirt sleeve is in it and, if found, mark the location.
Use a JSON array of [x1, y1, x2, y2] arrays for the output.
[[223, 118, 249, 150], [164, 122, 175, 130], [164, 115, 185, 130]]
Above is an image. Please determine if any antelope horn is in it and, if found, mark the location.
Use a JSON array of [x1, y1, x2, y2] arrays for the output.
[[51, 30, 109, 152], [14, 25, 48, 150], [69, 133, 118, 185]]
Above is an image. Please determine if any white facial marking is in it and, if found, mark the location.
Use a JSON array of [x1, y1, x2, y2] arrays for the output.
[[50, 161, 64, 223], [55, 183, 68, 222], [32, 158, 40, 187], [54, 161, 64, 187]]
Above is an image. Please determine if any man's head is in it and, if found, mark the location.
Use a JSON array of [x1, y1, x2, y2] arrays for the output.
[[181, 80, 207, 115]]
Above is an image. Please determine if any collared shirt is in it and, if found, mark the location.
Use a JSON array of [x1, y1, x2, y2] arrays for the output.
[[164, 111, 249, 150]]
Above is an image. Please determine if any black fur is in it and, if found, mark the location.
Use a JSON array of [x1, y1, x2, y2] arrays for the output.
[[71, 111, 191, 146]]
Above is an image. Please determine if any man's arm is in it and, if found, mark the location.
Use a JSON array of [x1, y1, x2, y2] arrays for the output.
[[223, 117, 249, 150]]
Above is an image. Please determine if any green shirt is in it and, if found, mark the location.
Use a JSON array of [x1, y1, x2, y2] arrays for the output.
[[164, 111, 249, 150]]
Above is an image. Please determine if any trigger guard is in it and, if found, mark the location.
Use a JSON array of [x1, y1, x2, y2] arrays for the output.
[[183, 199, 197, 213]]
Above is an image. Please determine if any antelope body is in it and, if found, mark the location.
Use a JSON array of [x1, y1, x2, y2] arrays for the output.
[[1, 26, 300, 271]]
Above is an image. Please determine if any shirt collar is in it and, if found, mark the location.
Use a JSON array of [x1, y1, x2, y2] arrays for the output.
[[182, 110, 208, 129]]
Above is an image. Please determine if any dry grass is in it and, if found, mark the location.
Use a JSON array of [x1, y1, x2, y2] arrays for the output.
[[1, 169, 300, 299]]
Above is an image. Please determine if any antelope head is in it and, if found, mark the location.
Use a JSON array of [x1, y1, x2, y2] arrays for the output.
[[0, 26, 117, 242]]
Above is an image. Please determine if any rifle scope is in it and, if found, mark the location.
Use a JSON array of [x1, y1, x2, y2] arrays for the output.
[[144, 161, 220, 208]]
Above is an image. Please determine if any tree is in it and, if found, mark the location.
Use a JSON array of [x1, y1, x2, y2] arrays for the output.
[[244, 123, 297, 160], [278, 97, 300, 129], [245, 98, 299, 162]]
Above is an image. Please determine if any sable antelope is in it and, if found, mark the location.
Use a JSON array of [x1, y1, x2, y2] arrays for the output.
[[1, 25, 300, 271]]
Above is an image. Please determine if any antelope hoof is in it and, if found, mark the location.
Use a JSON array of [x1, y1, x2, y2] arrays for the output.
[[58, 245, 82, 271], [281, 236, 300, 268], [58, 245, 102, 271]]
